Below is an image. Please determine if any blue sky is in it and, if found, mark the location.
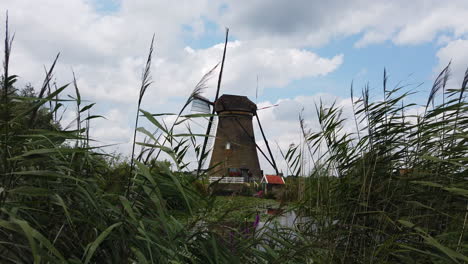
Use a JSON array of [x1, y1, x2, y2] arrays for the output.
[[1, 0, 467, 173], [166, 8, 445, 106]]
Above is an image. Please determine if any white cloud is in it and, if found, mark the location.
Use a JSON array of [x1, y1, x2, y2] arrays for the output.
[[1, 0, 343, 106], [165, 41, 343, 100], [436, 34, 454, 46], [90, 108, 133, 153], [355, 30, 393, 48], [4, 0, 465, 108], [215, 0, 468, 48], [1, 0, 217, 101], [393, 6, 468, 45], [436, 39, 468, 86], [253, 94, 356, 174], [2, 0, 466, 173]]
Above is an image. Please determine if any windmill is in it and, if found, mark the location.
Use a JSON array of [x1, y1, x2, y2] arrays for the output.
[[193, 29, 279, 184]]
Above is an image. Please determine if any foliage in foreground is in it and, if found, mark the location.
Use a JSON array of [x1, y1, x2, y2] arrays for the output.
[[0, 19, 468, 263], [287, 66, 468, 263], [0, 24, 318, 263]]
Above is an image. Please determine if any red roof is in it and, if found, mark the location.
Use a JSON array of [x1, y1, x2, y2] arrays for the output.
[[263, 175, 285, 185]]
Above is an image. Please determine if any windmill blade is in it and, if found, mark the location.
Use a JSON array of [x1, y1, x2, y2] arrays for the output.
[[197, 27, 229, 174], [257, 104, 279, 111], [256, 114, 279, 174], [191, 96, 211, 114], [206, 115, 218, 153], [197, 114, 217, 173]]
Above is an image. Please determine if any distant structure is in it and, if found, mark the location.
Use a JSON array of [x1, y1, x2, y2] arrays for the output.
[[192, 93, 280, 187], [261, 174, 285, 196], [191, 27, 279, 189], [208, 94, 262, 183]]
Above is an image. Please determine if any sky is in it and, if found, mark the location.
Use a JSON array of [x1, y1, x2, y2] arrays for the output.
[[1, 0, 468, 174]]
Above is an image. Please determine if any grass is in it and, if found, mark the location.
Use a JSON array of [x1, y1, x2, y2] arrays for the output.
[[1, 17, 468, 263]]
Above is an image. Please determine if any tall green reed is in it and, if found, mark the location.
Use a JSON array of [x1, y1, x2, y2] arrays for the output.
[[281, 64, 468, 263]]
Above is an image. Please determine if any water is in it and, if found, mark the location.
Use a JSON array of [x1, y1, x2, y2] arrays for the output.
[[257, 209, 311, 230]]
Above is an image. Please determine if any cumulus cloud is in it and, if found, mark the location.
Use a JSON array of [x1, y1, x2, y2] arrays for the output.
[[1, 0, 343, 106], [2, 0, 465, 174], [215, 0, 468, 48], [4, 0, 466, 107], [436, 39, 468, 86], [93, 108, 132, 141], [166, 41, 343, 100], [1, 0, 216, 100], [253, 94, 356, 174]]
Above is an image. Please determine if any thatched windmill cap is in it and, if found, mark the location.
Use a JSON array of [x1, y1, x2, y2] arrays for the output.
[[215, 94, 257, 114]]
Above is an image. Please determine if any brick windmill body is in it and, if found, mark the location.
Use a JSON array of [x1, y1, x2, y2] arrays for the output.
[[208, 94, 262, 183]]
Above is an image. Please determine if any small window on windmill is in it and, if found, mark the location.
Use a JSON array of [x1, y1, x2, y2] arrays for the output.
[[225, 142, 231, 150]]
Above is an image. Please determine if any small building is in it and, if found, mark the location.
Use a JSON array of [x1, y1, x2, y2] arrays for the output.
[[261, 175, 285, 196]]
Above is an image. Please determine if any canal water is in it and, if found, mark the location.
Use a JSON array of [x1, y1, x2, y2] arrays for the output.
[[256, 209, 312, 230]]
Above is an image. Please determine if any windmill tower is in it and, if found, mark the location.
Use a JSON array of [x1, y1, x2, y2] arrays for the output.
[[192, 28, 279, 185], [208, 94, 262, 182], [193, 93, 278, 184]]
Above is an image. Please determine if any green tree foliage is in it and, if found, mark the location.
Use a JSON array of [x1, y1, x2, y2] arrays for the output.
[[0, 82, 59, 129]]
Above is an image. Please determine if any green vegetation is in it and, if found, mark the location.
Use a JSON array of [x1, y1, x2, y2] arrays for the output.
[[284, 66, 468, 263], [1, 19, 468, 263], [211, 196, 278, 222]]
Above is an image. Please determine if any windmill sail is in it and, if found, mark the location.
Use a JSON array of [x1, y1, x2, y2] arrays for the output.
[[191, 96, 211, 114], [206, 115, 218, 150], [190, 95, 217, 169], [197, 27, 229, 174]]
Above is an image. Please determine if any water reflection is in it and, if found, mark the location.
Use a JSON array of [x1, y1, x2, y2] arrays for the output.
[[257, 209, 310, 229]]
